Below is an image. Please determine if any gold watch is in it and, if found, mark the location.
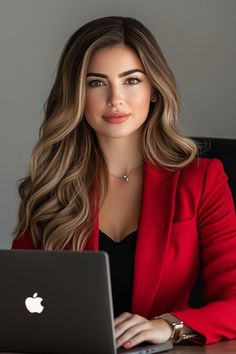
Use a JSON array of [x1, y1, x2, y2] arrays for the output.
[[153, 313, 184, 343]]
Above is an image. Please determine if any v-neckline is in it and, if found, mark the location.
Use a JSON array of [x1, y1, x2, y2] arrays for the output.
[[99, 229, 137, 244]]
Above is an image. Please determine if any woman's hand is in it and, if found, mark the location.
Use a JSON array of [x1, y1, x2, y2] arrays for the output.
[[114, 312, 173, 349]]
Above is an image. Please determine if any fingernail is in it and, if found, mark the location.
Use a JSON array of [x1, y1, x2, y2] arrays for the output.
[[124, 342, 131, 348]]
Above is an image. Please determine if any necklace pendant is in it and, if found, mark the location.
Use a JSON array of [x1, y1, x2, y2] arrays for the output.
[[123, 175, 129, 182]]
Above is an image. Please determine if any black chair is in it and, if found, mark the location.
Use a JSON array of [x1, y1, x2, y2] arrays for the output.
[[193, 137, 236, 207], [189, 137, 236, 308]]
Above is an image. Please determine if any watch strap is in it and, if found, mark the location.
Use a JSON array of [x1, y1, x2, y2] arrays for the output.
[[153, 313, 184, 343], [153, 313, 198, 343], [176, 333, 198, 343]]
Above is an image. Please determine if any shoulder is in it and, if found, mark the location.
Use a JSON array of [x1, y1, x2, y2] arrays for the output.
[[179, 157, 226, 180], [177, 158, 228, 195], [177, 158, 230, 207], [146, 158, 228, 199], [11, 230, 35, 249], [146, 158, 226, 183]]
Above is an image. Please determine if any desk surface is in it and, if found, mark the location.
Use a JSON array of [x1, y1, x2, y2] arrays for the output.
[[0, 339, 236, 354], [172, 339, 236, 353], [0, 340, 236, 354]]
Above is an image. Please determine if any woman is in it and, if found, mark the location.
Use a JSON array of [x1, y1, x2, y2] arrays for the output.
[[12, 16, 236, 349]]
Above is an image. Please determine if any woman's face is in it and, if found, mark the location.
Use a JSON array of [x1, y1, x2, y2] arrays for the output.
[[84, 44, 153, 139]]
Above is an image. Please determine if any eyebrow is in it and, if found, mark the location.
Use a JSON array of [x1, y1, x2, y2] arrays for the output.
[[86, 69, 146, 78]]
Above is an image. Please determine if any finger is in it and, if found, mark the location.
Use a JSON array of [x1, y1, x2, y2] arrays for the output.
[[116, 321, 151, 349], [122, 329, 154, 349], [114, 312, 132, 326], [115, 314, 147, 340]]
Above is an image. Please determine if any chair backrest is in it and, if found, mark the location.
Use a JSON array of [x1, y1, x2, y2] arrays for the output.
[[192, 137, 236, 207], [189, 137, 236, 308]]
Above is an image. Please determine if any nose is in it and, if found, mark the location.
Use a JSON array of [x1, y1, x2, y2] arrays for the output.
[[107, 85, 124, 107]]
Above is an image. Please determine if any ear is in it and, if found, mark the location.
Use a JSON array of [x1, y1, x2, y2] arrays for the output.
[[150, 92, 158, 102], [150, 88, 159, 102]]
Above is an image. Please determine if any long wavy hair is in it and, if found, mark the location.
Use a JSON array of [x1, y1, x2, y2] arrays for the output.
[[13, 16, 198, 250]]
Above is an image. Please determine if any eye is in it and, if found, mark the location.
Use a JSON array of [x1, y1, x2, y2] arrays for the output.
[[87, 79, 105, 87], [125, 77, 142, 85]]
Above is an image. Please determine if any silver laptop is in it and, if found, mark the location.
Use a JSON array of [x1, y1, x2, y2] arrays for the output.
[[0, 250, 173, 354]]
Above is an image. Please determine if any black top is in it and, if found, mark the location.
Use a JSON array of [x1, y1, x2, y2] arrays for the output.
[[99, 229, 137, 318]]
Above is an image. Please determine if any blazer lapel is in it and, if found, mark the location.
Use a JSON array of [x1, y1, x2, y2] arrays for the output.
[[132, 162, 179, 317], [84, 161, 180, 319]]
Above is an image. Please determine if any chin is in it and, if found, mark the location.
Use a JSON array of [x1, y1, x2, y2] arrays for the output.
[[103, 129, 139, 139]]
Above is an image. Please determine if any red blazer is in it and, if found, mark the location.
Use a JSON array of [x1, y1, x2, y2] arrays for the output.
[[12, 158, 236, 344]]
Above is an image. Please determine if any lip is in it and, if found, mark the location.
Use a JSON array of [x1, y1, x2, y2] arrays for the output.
[[102, 112, 131, 124], [103, 112, 131, 118]]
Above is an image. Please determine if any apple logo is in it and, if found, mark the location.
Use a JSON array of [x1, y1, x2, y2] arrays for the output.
[[25, 292, 44, 314]]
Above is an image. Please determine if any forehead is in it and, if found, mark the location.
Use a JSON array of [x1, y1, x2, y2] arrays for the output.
[[87, 44, 144, 71]]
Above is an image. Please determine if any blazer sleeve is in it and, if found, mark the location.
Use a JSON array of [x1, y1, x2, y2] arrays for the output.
[[172, 158, 236, 344], [11, 230, 35, 249]]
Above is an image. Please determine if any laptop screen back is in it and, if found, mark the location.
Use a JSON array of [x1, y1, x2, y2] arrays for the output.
[[0, 250, 116, 354]]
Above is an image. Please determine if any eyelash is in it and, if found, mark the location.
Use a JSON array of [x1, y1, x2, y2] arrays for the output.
[[87, 76, 142, 87]]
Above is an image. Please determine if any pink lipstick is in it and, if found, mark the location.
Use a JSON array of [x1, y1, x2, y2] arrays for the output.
[[102, 112, 131, 124]]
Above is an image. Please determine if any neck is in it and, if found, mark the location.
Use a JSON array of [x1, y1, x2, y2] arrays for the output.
[[96, 130, 143, 176]]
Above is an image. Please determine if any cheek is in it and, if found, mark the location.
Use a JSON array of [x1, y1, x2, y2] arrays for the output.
[[126, 87, 151, 106], [84, 92, 102, 115]]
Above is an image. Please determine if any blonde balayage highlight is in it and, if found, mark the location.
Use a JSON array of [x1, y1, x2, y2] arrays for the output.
[[13, 16, 198, 250]]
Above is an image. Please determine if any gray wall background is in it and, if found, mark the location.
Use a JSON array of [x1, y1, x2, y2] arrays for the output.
[[0, 0, 235, 248]]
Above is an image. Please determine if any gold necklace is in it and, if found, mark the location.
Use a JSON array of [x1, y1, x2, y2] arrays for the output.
[[108, 164, 144, 182]]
